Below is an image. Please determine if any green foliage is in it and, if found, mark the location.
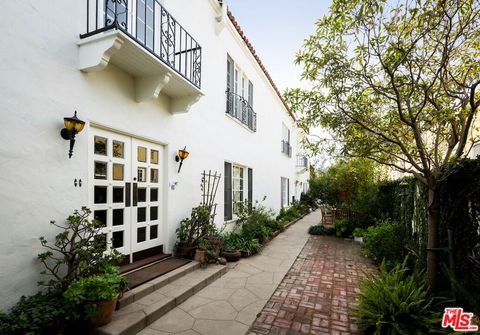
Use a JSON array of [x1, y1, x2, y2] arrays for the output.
[[37, 207, 123, 291], [0, 291, 73, 335], [276, 204, 305, 223], [176, 205, 214, 247], [364, 220, 406, 269], [333, 218, 356, 237], [196, 239, 219, 260], [309, 158, 382, 229], [308, 225, 335, 236], [354, 259, 445, 335], [63, 265, 126, 318], [235, 201, 277, 244], [352, 227, 365, 238]]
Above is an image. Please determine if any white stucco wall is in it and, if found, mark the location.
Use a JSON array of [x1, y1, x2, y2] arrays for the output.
[[0, 0, 308, 310]]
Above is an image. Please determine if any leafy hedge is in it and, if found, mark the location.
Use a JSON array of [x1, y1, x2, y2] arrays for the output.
[[377, 158, 480, 314]]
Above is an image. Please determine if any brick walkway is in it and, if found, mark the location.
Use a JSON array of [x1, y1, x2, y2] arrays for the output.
[[249, 235, 376, 335]]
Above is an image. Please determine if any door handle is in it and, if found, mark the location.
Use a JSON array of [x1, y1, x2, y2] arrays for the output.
[[133, 183, 138, 207], [125, 182, 131, 207]]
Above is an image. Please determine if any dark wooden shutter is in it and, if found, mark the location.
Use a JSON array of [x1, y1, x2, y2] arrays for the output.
[[248, 168, 253, 211], [227, 57, 233, 92], [287, 178, 290, 206], [248, 81, 253, 107], [224, 162, 232, 220]]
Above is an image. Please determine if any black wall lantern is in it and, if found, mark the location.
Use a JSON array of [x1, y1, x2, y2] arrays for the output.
[[175, 146, 189, 173], [60, 111, 85, 158]]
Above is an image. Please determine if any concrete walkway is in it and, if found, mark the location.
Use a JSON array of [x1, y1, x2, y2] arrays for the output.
[[249, 235, 376, 335], [137, 210, 321, 335]]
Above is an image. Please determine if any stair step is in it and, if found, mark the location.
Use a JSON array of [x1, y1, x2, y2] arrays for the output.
[[94, 263, 227, 335], [118, 261, 199, 309]]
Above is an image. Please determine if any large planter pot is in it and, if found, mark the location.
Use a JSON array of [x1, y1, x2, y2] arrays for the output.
[[354, 236, 364, 243], [176, 246, 196, 259], [222, 251, 241, 262], [240, 250, 250, 258], [89, 296, 118, 328], [206, 237, 222, 249], [194, 249, 207, 264]]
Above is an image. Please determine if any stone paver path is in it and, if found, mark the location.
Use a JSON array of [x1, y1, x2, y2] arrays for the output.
[[137, 210, 322, 335], [249, 235, 376, 335]]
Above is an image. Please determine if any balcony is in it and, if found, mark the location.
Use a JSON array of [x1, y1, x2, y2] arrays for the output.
[[78, 0, 203, 113], [281, 140, 292, 157], [226, 91, 257, 132], [296, 154, 309, 172]]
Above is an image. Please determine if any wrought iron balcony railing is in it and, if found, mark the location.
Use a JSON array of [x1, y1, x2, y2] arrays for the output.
[[281, 140, 292, 157], [297, 155, 308, 168], [226, 91, 257, 132], [81, 0, 201, 89]]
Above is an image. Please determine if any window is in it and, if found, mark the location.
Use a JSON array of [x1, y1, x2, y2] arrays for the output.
[[224, 162, 253, 221], [281, 177, 289, 208], [281, 124, 292, 157], [232, 166, 244, 214], [226, 55, 256, 131]]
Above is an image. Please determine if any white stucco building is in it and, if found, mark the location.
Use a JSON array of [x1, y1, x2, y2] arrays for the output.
[[0, 0, 310, 310]]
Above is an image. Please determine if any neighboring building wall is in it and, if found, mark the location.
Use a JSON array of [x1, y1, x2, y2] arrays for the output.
[[0, 0, 308, 310]]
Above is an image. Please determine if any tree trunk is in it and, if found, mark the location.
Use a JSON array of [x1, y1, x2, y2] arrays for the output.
[[426, 186, 440, 292]]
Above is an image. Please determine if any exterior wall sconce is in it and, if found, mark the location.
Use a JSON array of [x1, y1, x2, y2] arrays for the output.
[[60, 111, 85, 158], [175, 146, 189, 173]]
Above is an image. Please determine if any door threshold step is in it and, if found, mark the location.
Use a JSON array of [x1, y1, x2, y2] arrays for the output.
[[120, 254, 171, 274], [123, 257, 191, 289], [93, 263, 227, 335]]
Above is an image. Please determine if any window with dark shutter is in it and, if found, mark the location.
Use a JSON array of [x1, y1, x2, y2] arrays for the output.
[[248, 168, 253, 211], [224, 162, 232, 221]]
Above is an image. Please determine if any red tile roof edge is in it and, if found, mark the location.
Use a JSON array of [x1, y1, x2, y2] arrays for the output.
[[226, 9, 298, 122]]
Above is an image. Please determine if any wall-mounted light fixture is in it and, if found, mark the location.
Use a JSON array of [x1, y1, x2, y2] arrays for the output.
[[60, 111, 85, 158], [175, 146, 189, 173]]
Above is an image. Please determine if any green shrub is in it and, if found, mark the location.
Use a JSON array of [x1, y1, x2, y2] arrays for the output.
[[276, 205, 305, 223], [352, 227, 365, 237], [235, 201, 276, 243], [37, 208, 123, 290], [364, 220, 406, 267], [354, 259, 445, 335], [0, 292, 74, 335], [63, 265, 126, 318], [308, 225, 336, 235], [333, 218, 355, 237]]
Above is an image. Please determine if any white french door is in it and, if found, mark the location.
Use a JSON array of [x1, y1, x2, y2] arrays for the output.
[[89, 127, 164, 262], [131, 138, 163, 253]]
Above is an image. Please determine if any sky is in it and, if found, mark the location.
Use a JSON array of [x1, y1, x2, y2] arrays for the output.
[[226, 0, 331, 92]]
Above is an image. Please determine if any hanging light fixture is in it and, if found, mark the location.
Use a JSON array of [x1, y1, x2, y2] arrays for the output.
[[175, 146, 189, 173], [60, 111, 85, 158]]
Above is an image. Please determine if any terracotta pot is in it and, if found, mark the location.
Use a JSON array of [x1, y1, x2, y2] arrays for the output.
[[89, 296, 118, 328], [176, 246, 196, 259], [207, 238, 222, 248], [194, 249, 207, 264], [222, 251, 241, 262]]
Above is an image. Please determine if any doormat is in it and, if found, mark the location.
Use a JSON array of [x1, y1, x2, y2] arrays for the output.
[[123, 257, 191, 289]]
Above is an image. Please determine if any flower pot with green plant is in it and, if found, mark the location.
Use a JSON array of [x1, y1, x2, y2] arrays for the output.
[[63, 265, 127, 328], [353, 227, 365, 243], [221, 233, 241, 262]]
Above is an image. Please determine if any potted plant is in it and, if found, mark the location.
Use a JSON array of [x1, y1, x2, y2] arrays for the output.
[[63, 265, 127, 328], [194, 239, 209, 265], [175, 218, 197, 259], [240, 237, 261, 257], [221, 241, 241, 262], [353, 227, 365, 243]]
